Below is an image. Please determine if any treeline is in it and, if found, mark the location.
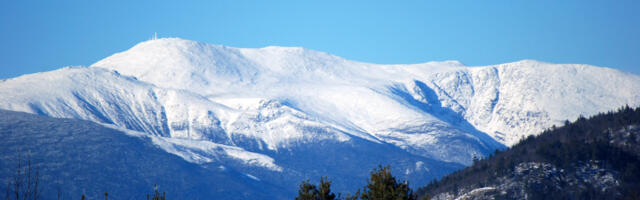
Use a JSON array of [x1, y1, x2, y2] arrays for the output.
[[415, 105, 640, 199], [295, 165, 418, 200]]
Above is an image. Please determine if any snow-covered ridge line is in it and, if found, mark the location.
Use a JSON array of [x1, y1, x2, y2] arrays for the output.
[[4, 37, 638, 199], [1, 37, 639, 170], [95, 38, 640, 146]]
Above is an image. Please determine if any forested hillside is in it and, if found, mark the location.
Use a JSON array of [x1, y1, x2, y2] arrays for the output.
[[416, 106, 640, 200], [0, 109, 282, 199]]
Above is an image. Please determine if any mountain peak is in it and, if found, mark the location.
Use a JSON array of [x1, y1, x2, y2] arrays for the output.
[[91, 38, 355, 94], [87, 39, 640, 148], [2, 38, 640, 199], [135, 37, 218, 48]]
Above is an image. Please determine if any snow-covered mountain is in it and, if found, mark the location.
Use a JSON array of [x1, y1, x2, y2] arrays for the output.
[[1, 38, 639, 198], [88, 38, 640, 147]]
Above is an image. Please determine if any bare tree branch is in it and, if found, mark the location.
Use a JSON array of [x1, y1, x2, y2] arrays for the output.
[[6, 155, 40, 200]]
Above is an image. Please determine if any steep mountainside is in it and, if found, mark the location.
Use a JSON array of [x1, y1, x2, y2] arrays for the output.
[[91, 38, 640, 146], [1, 38, 639, 198], [416, 106, 640, 200], [0, 109, 284, 200], [0, 109, 460, 199]]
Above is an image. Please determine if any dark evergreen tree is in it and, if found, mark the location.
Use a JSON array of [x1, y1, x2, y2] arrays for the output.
[[295, 177, 337, 200], [318, 177, 336, 200], [295, 180, 318, 200], [360, 165, 415, 200], [341, 191, 360, 200]]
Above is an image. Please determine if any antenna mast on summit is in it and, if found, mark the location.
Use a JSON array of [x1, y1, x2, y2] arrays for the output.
[[154, 32, 157, 40]]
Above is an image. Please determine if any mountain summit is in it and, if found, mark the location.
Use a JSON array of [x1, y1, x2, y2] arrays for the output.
[[91, 38, 640, 146], [1, 38, 639, 198]]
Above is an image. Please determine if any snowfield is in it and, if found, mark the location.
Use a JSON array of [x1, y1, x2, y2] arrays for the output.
[[1, 38, 639, 197]]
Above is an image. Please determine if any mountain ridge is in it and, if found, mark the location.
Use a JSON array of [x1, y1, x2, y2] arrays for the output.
[[90, 38, 640, 146], [1, 38, 639, 198]]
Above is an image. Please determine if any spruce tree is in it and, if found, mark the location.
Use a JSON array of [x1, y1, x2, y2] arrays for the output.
[[360, 165, 415, 200], [295, 180, 318, 200], [317, 177, 336, 200], [294, 177, 337, 200]]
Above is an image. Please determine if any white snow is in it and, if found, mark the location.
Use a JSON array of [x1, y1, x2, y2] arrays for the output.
[[245, 174, 261, 181], [90, 38, 640, 147], [454, 187, 496, 200], [151, 136, 283, 171], [101, 122, 283, 171], [1, 37, 639, 168]]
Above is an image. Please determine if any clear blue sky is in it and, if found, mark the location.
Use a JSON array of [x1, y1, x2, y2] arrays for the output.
[[1, 0, 639, 79]]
